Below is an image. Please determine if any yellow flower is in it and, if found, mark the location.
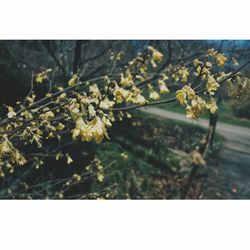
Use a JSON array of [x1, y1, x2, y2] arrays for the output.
[[185, 105, 200, 120], [72, 128, 81, 140], [186, 96, 206, 120], [153, 50, 163, 62], [148, 46, 163, 67], [148, 46, 163, 62], [0, 137, 11, 155], [74, 117, 110, 143], [102, 116, 112, 127], [133, 93, 147, 105], [0, 135, 26, 165], [206, 98, 218, 113], [88, 104, 96, 118], [72, 118, 87, 140], [72, 174, 81, 182], [39, 111, 54, 121], [100, 97, 115, 109], [55, 152, 63, 160], [120, 71, 134, 86], [176, 90, 187, 106], [206, 75, 220, 95], [178, 67, 189, 82], [158, 80, 170, 94], [183, 85, 196, 100], [13, 151, 27, 165], [191, 96, 206, 110], [97, 172, 104, 182], [195, 63, 211, 76], [66, 153, 73, 164], [216, 53, 227, 67], [7, 107, 16, 118], [56, 191, 64, 199], [120, 152, 128, 160], [114, 87, 130, 103], [139, 65, 147, 73], [57, 122, 65, 131], [90, 117, 110, 143], [68, 74, 79, 86], [79, 120, 93, 142], [89, 84, 101, 98], [126, 112, 132, 118], [207, 48, 217, 57], [0, 171, 5, 178], [35, 71, 47, 83], [208, 49, 227, 67], [149, 90, 160, 100], [193, 59, 201, 67]]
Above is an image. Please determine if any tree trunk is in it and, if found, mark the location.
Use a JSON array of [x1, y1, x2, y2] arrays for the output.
[[181, 111, 218, 199], [73, 41, 82, 74]]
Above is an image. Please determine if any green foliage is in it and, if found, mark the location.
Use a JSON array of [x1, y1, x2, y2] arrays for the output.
[[231, 99, 250, 119], [87, 113, 220, 199]]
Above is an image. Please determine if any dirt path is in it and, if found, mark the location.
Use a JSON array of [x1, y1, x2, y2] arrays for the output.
[[142, 107, 250, 199]]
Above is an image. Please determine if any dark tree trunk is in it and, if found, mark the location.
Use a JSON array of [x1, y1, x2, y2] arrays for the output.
[[73, 41, 82, 74], [181, 111, 218, 199]]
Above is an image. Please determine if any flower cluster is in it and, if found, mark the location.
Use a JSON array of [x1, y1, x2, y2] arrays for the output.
[[0, 135, 27, 167], [35, 69, 52, 83], [148, 46, 164, 67], [208, 49, 227, 67], [206, 75, 220, 95], [72, 116, 111, 143], [86, 157, 105, 183], [176, 85, 217, 119]]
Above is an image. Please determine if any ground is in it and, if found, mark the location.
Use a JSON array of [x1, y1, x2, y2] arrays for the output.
[[143, 107, 250, 199]]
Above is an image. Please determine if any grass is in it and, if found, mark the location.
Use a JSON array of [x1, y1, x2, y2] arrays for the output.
[[155, 95, 250, 128], [89, 112, 222, 199]]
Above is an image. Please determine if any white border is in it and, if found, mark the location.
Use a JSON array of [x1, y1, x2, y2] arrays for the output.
[[0, 0, 249, 39], [1, 0, 250, 249], [0, 201, 250, 250]]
